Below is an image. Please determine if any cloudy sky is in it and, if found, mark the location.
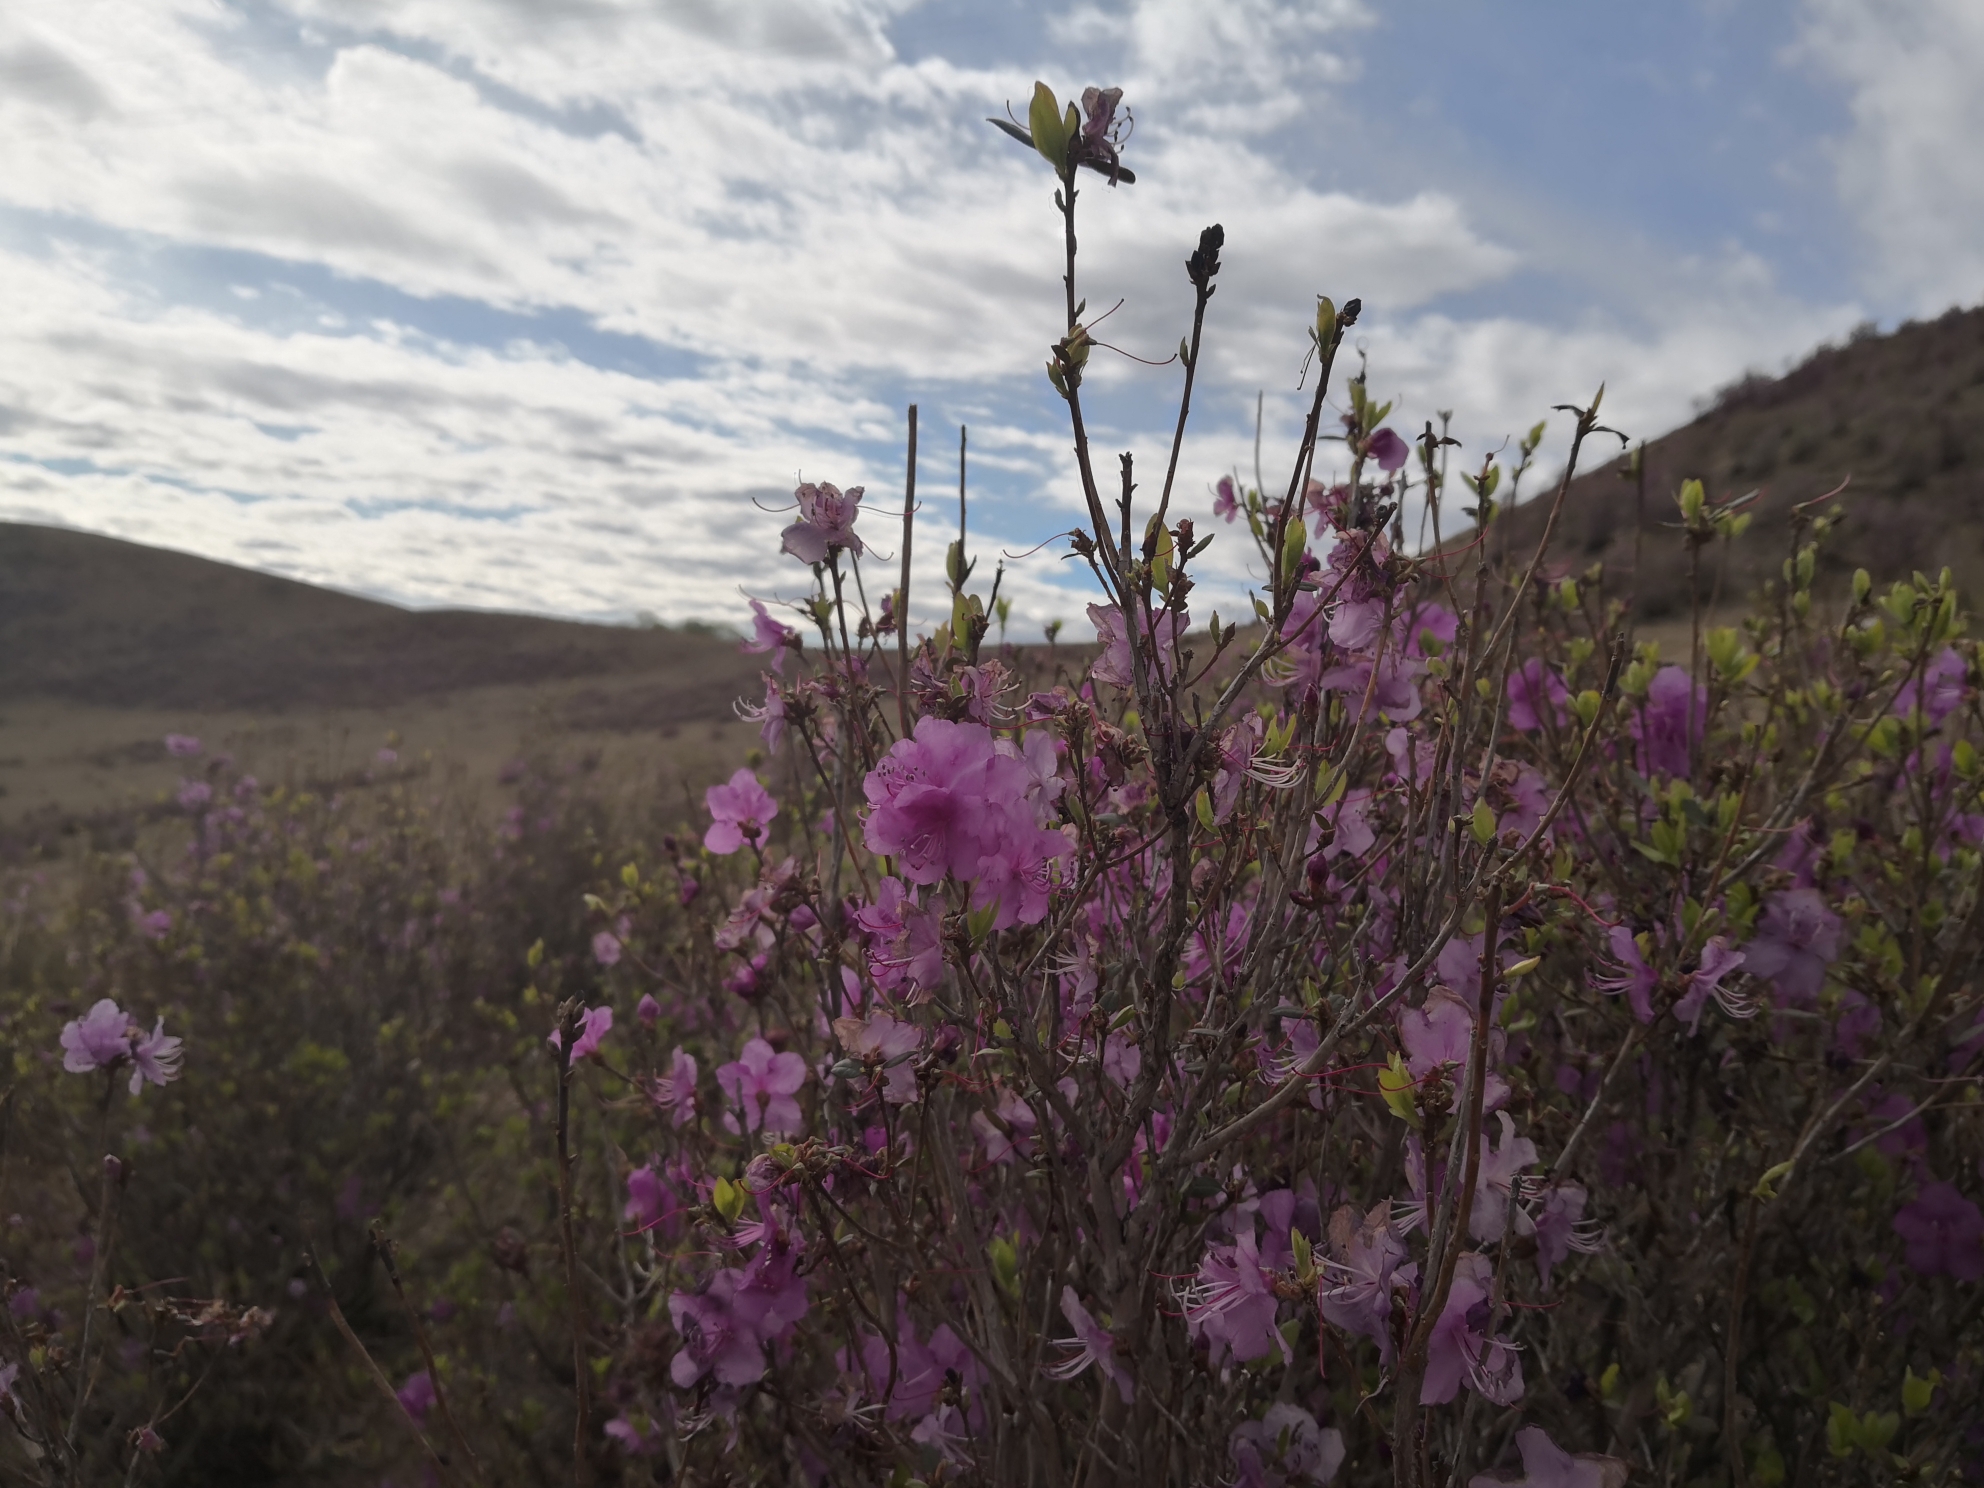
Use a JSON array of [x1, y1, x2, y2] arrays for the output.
[[1, 0, 1979, 635]]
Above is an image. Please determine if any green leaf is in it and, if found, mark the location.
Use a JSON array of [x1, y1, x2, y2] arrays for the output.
[[1471, 797, 1497, 846], [712, 1176, 745, 1225], [1903, 1365, 1941, 1418], [1826, 1403, 1857, 1459], [1028, 82, 1069, 168]]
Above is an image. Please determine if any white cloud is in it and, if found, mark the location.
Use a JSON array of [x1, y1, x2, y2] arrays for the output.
[[0, 0, 1894, 639], [1796, 0, 1984, 312]]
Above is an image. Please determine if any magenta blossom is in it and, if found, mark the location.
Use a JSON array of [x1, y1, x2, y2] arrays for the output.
[[1507, 657, 1568, 732], [1231, 1402, 1345, 1487], [1183, 1228, 1287, 1366], [1469, 1426, 1628, 1488], [1213, 474, 1240, 523], [1087, 599, 1188, 690], [716, 1036, 807, 1135], [1044, 1286, 1134, 1402], [548, 1005, 613, 1061], [1895, 646, 1966, 726], [1366, 427, 1409, 472], [704, 768, 778, 855], [669, 1236, 809, 1389], [1318, 1203, 1406, 1362], [853, 877, 947, 997], [1672, 936, 1750, 1032], [1591, 926, 1658, 1024], [396, 1370, 436, 1422], [1532, 1183, 1603, 1289], [592, 931, 622, 966], [636, 993, 660, 1028], [60, 999, 183, 1096], [646, 1046, 698, 1127], [834, 1011, 922, 1105], [1893, 1182, 1983, 1281], [780, 481, 864, 564], [625, 1162, 686, 1238], [1632, 665, 1704, 778], [1742, 888, 1842, 1005], [740, 598, 797, 673], [1422, 1252, 1523, 1406]]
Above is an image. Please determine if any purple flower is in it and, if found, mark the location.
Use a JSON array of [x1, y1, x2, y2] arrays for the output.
[[1044, 1286, 1134, 1402], [1672, 936, 1750, 1032], [669, 1238, 809, 1388], [704, 768, 778, 855], [834, 1012, 922, 1105], [1087, 599, 1188, 691], [548, 1005, 613, 1061], [605, 1414, 664, 1455], [1506, 658, 1568, 733], [716, 1036, 806, 1135], [1231, 1402, 1345, 1487], [1471, 1112, 1538, 1244], [636, 993, 661, 1028], [1632, 665, 1704, 778], [739, 676, 787, 751], [1893, 1182, 1984, 1281], [60, 999, 182, 1096], [1422, 1252, 1523, 1406], [647, 1046, 698, 1127], [1742, 888, 1842, 1005], [1318, 1203, 1405, 1362], [853, 877, 947, 997], [163, 733, 202, 758], [1366, 427, 1409, 473], [592, 931, 622, 967], [1895, 646, 1966, 726], [740, 598, 797, 673], [1070, 85, 1133, 182], [625, 1163, 685, 1238], [176, 779, 212, 811], [1214, 475, 1240, 523], [1468, 1426, 1628, 1488], [1532, 1183, 1603, 1289], [780, 481, 865, 564], [1591, 926, 1658, 1024], [1183, 1228, 1288, 1366], [1399, 988, 1511, 1113], [396, 1370, 436, 1422]]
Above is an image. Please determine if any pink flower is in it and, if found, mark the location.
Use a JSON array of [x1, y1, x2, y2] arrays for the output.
[[1532, 1183, 1603, 1289], [716, 1037, 806, 1135], [1231, 1402, 1345, 1487], [1366, 427, 1409, 472], [738, 676, 787, 751], [1506, 658, 1567, 733], [1471, 1112, 1538, 1243], [1399, 988, 1511, 1113], [1591, 926, 1658, 1024], [1044, 1286, 1134, 1402], [60, 999, 182, 1096], [1469, 1426, 1628, 1488], [636, 993, 661, 1028], [704, 768, 778, 855], [396, 1370, 436, 1422], [1632, 665, 1703, 778], [1895, 646, 1966, 726], [1742, 888, 1842, 1006], [163, 733, 202, 757], [1672, 937, 1750, 1032], [605, 1414, 664, 1455], [1422, 1252, 1523, 1406], [625, 1163, 686, 1238], [1183, 1228, 1287, 1366], [1087, 600, 1187, 690], [780, 481, 865, 564], [971, 1087, 1038, 1165], [177, 779, 212, 810], [1318, 1203, 1406, 1362], [649, 1046, 698, 1127], [834, 1012, 922, 1105], [592, 931, 622, 966], [1213, 474, 1240, 523], [740, 599, 797, 673], [852, 877, 947, 996], [1893, 1182, 1983, 1281], [548, 1006, 613, 1061], [669, 1237, 809, 1388]]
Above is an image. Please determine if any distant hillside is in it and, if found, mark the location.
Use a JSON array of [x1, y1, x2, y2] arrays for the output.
[[0, 523, 758, 723], [1487, 304, 1984, 615]]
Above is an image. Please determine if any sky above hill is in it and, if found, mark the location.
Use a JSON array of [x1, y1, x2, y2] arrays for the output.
[[1, 0, 1980, 634]]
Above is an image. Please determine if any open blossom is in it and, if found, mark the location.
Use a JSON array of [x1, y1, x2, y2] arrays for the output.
[[1399, 987, 1511, 1113], [60, 999, 183, 1096], [834, 1012, 922, 1105], [1471, 1112, 1539, 1243], [1506, 657, 1568, 732], [1365, 426, 1409, 472], [548, 1005, 613, 1061], [1231, 1402, 1345, 1487], [1318, 1204, 1406, 1361], [1895, 646, 1966, 725], [1183, 1228, 1287, 1366], [1742, 888, 1842, 1005], [1044, 1287, 1134, 1402], [1893, 1182, 1984, 1281], [1213, 474, 1240, 522], [740, 599, 797, 673], [780, 481, 864, 564], [1469, 1427, 1628, 1488], [1672, 937, 1750, 1032], [648, 1047, 698, 1126], [1422, 1252, 1523, 1406], [738, 676, 787, 751], [1591, 926, 1658, 1024], [717, 1036, 807, 1135], [669, 1236, 809, 1389], [1088, 599, 1188, 690], [1632, 665, 1704, 777], [1532, 1183, 1604, 1289], [705, 768, 778, 855], [853, 877, 947, 996], [625, 1162, 686, 1238]]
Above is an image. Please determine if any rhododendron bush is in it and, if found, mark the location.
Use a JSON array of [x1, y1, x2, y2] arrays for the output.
[[6, 83, 1984, 1487]]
